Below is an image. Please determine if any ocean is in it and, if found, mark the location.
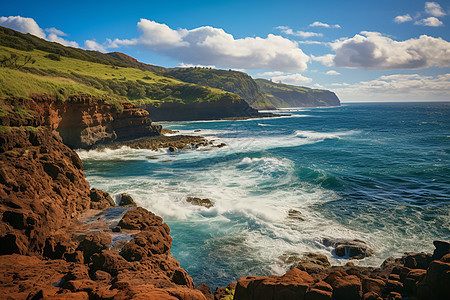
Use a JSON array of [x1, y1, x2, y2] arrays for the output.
[[78, 102, 450, 288]]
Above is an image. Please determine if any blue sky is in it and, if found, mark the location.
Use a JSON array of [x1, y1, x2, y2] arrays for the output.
[[1, 0, 450, 102]]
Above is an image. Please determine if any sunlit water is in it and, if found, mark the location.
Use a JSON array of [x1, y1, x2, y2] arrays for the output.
[[78, 102, 450, 288]]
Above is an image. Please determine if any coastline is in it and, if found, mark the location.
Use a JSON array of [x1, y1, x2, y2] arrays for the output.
[[1, 98, 449, 299]]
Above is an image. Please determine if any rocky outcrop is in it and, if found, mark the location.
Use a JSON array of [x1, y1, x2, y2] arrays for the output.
[[2, 95, 162, 149], [0, 126, 91, 256], [144, 97, 265, 121], [186, 197, 214, 208], [221, 241, 450, 300], [322, 238, 374, 259]]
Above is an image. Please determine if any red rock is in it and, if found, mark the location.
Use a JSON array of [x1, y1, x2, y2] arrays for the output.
[[120, 228, 172, 261], [305, 281, 333, 300], [118, 207, 166, 231], [385, 279, 403, 293], [417, 258, 450, 299], [196, 283, 213, 300], [387, 291, 402, 299], [234, 269, 314, 300], [89, 188, 115, 210], [77, 231, 112, 262], [362, 291, 383, 300], [327, 274, 362, 300], [362, 277, 386, 296]]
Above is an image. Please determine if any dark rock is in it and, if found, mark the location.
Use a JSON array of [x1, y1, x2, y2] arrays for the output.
[[305, 281, 333, 300], [287, 209, 305, 221], [322, 238, 374, 259], [118, 193, 137, 207], [403, 252, 432, 269], [112, 226, 121, 232], [432, 240, 450, 260], [89, 188, 114, 210], [325, 274, 362, 300], [186, 197, 214, 208], [416, 253, 450, 300]]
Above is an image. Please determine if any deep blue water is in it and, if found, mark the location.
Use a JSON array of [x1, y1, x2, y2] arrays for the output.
[[79, 102, 450, 288]]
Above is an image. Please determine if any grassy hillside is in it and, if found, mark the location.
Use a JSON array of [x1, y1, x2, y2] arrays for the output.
[[0, 27, 240, 108], [255, 79, 340, 108], [166, 68, 275, 109]]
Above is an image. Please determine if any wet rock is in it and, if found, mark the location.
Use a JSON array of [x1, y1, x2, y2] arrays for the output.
[[362, 277, 386, 296], [305, 281, 333, 300], [118, 193, 137, 207], [296, 252, 331, 274], [403, 252, 432, 269], [432, 240, 450, 260], [322, 238, 374, 259], [287, 209, 305, 221], [186, 197, 214, 208], [89, 188, 114, 210]]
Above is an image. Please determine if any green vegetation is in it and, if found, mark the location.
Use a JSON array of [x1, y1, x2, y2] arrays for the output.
[[0, 27, 240, 107], [0, 125, 10, 132], [255, 78, 340, 108], [166, 68, 274, 109]]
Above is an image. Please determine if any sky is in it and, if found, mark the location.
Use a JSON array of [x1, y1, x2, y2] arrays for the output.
[[1, 0, 450, 102]]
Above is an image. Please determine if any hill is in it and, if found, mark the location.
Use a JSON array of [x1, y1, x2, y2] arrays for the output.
[[0, 25, 252, 120], [166, 68, 340, 109], [255, 78, 340, 108]]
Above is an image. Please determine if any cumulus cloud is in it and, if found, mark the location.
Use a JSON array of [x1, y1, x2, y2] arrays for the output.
[[326, 70, 341, 75], [394, 14, 413, 23], [0, 16, 79, 47], [84, 40, 107, 52], [415, 17, 444, 26], [315, 31, 450, 70], [332, 73, 450, 101], [107, 19, 310, 72], [425, 2, 446, 17], [309, 21, 341, 28], [0, 16, 46, 38], [271, 73, 312, 85], [276, 26, 323, 38]]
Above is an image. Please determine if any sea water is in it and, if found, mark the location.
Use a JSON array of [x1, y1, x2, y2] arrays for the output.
[[78, 102, 450, 288]]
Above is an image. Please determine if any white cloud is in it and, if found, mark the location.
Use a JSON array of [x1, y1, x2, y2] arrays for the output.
[[271, 73, 312, 85], [276, 26, 323, 38], [394, 14, 413, 23], [297, 40, 328, 45], [0, 16, 46, 38], [316, 31, 450, 70], [256, 71, 285, 77], [84, 40, 107, 52], [333, 73, 450, 101], [415, 17, 444, 27], [108, 19, 310, 72], [309, 21, 341, 29], [47, 33, 79, 47], [45, 27, 67, 36], [0, 15, 79, 48], [326, 70, 341, 75], [425, 2, 446, 17]]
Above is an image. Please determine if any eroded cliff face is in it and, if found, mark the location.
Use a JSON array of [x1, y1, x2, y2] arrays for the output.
[[1, 96, 162, 149], [144, 98, 262, 121], [0, 97, 208, 299]]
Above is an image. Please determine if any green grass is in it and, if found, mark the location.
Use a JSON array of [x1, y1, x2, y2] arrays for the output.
[[0, 125, 10, 132], [0, 45, 238, 106]]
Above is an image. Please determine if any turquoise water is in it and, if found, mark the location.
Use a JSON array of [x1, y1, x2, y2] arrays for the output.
[[79, 102, 450, 288]]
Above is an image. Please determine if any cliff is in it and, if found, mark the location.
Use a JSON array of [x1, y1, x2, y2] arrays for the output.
[[0, 101, 209, 299], [255, 78, 341, 108], [1, 96, 161, 149], [144, 96, 262, 121], [165, 68, 341, 109]]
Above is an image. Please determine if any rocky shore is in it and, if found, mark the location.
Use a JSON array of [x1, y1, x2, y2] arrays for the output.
[[0, 96, 449, 300]]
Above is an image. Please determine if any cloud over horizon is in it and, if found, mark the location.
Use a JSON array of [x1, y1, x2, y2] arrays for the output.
[[309, 21, 341, 29], [276, 26, 323, 38], [332, 73, 450, 101], [105, 19, 310, 72], [315, 31, 450, 70]]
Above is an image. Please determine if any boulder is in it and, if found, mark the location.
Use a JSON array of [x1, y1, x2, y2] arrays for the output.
[[76, 232, 112, 262], [325, 273, 362, 300], [118, 207, 166, 231], [89, 188, 115, 210], [296, 253, 331, 274], [186, 197, 214, 208], [118, 193, 137, 207], [234, 268, 314, 300], [322, 238, 374, 259], [432, 240, 450, 260]]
